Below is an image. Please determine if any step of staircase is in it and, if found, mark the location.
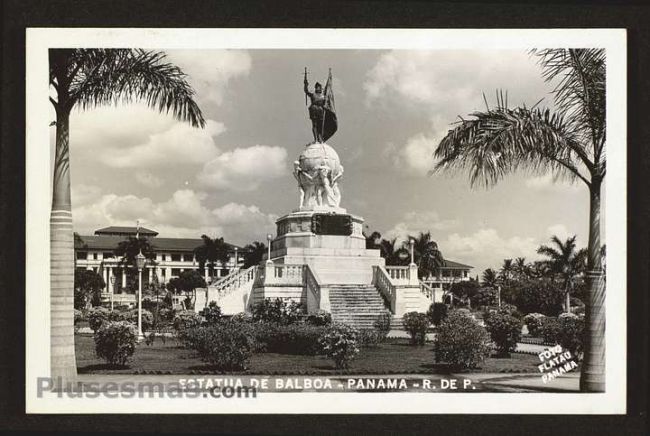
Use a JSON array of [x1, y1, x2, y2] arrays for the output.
[[328, 284, 389, 330]]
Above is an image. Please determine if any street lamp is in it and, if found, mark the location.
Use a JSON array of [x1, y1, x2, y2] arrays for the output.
[[135, 250, 146, 342], [409, 238, 415, 265], [109, 275, 116, 311], [234, 247, 239, 271], [266, 233, 273, 265]]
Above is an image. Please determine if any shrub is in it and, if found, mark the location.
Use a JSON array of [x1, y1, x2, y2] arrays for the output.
[[74, 309, 83, 333], [252, 298, 304, 325], [435, 311, 492, 371], [512, 279, 565, 316], [357, 329, 382, 348], [93, 321, 137, 366], [252, 323, 326, 355], [319, 324, 360, 369], [523, 313, 546, 337], [187, 322, 254, 371], [158, 308, 174, 322], [199, 301, 222, 325], [125, 309, 154, 333], [484, 312, 523, 356], [426, 303, 448, 327], [401, 312, 430, 345], [87, 306, 110, 331], [373, 309, 392, 342], [173, 310, 203, 345], [539, 317, 561, 344], [498, 304, 523, 319], [556, 315, 585, 357], [559, 312, 579, 320], [305, 310, 332, 326], [231, 312, 254, 323]]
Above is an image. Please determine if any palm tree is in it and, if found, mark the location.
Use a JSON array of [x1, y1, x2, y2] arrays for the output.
[[49, 49, 204, 382], [194, 235, 230, 280], [379, 238, 410, 266], [514, 257, 529, 280], [408, 231, 445, 279], [481, 268, 499, 289], [499, 258, 514, 286], [242, 241, 267, 268], [537, 235, 587, 314], [114, 235, 157, 291], [433, 49, 605, 391]]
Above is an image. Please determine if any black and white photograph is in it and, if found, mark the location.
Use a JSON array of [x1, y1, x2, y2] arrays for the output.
[[21, 28, 628, 415]]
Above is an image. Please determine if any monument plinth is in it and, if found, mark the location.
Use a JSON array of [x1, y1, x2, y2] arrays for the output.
[[266, 141, 383, 284]]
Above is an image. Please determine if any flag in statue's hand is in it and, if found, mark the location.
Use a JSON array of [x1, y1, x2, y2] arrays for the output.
[[322, 69, 338, 142]]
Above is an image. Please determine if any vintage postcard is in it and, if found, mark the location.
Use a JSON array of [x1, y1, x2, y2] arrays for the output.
[[25, 28, 626, 414]]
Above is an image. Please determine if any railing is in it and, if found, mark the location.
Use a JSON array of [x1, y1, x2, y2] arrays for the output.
[[420, 282, 435, 301], [385, 266, 410, 283], [211, 265, 258, 298], [303, 264, 321, 312], [267, 264, 304, 285], [373, 266, 396, 311]]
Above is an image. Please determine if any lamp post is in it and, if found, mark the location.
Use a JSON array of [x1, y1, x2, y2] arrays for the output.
[[135, 250, 146, 342], [109, 276, 115, 311], [497, 284, 502, 308], [266, 234, 273, 265], [409, 238, 415, 265], [234, 247, 239, 271]]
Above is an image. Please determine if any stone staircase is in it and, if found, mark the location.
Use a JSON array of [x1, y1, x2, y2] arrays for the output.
[[328, 284, 389, 330]]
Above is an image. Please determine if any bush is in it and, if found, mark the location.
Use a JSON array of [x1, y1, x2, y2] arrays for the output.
[[426, 303, 448, 327], [251, 323, 326, 355], [556, 315, 585, 357], [252, 298, 304, 325], [187, 322, 254, 371], [231, 312, 254, 323], [401, 312, 430, 345], [173, 310, 203, 345], [319, 324, 360, 369], [373, 309, 392, 342], [435, 311, 492, 371], [512, 279, 565, 316], [357, 329, 382, 348], [74, 309, 83, 333], [158, 307, 174, 323], [93, 321, 137, 366], [199, 301, 222, 325], [523, 313, 546, 337], [539, 317, 561, 344], [484, 312, 523, 356], [124, 309, 154, 333], [305, 310, 332, 326], [87, 307, 110, 332]]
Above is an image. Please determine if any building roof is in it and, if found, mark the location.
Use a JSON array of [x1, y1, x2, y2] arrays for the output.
[[441, 259, 473, 270], [94, 226, 159, 236], [74, 234, 242, 252]]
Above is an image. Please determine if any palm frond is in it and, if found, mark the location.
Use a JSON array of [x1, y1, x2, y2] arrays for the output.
[[68, 49, 205, 128], [432, 105, 591, 187]]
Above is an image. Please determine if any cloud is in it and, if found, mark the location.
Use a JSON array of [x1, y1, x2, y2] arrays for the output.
[[525, 173, 582, 193], [135, 172, 164, 188], [196, 145, 288, 191], [384, 132, 443, 175], [366, 50, 553, 174], [102, 120, 225, 169], [443, 228, 540, 272], [71, 184, 102, 206], [167, 50, 252, 106], [72, 188, 276, 245], [384, 211, 459, 242]]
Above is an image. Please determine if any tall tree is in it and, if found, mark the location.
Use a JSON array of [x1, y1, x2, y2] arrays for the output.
[[73, 269, 105, 309], [514, 257, 530, 280], [499, 258, 515, 286], [194, 235, 230, 280], [242, 241, 268, 269], [379, 238, 410, 266], [481, 268, 499, 288], [408, 231, 445, 279], [433, 49, 606, 391], [537, 235, 587, 313], [114, 236, 157, 291], [49, 49, 204, 382]]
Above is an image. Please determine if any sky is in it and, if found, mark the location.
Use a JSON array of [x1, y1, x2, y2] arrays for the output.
[[53, 49, 605, 274]]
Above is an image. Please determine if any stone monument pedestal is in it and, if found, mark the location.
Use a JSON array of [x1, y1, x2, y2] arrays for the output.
[[267, 210, 384, 284]]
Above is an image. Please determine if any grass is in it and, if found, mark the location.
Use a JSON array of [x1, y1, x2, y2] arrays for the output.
[[76, 333, 541, 375]]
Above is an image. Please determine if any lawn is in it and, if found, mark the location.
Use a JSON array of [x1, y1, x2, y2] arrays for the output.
[[76, 333, 541, 375]]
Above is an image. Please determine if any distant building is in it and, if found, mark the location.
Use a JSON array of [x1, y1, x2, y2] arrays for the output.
[[74, 226, 244, 306]]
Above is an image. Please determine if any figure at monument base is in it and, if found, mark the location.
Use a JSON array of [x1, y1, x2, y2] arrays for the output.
[[293, 142, 345, 213]]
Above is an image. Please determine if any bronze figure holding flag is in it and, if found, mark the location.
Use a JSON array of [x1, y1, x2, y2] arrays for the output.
[[304, 68, 337, 143]]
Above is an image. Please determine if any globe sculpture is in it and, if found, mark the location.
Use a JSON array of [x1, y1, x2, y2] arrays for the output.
[[293, 142, 344, 211]]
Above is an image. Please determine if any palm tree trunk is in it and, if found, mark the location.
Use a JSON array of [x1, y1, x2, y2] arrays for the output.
[[50, 108, 77, 383], [565, 289, 571, 314], [580, 179, 605, 392]]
